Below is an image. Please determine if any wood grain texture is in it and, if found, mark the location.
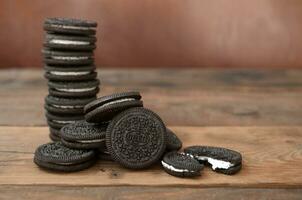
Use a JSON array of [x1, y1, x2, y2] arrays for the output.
[[0, 186, 302, 200], [0, 69, 302, 126], [0, 126, 301, 187]]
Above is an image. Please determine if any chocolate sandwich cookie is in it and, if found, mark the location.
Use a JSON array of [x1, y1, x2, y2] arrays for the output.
[[106, 107, 166, 169], [184, 146, 242, 175], [166, 129, 182, 151], [46, 112, 84, 129], [44, 18, 97, 35], [45, 95, 96, 115], [48, 79, 99, 98], [44, 34, 96, 50], [84, 91, 143, 123], [61, 121, 106, 149], [34, 142, 97, 172], [43, 48, 94, 66], [44, 65, 97, 81], [161, 151, 204, 178]]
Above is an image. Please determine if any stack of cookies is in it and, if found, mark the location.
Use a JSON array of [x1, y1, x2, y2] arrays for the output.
[[42, 18, 100, 141]]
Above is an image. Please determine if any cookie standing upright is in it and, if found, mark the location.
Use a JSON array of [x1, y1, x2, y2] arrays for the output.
[[42, 17, 100, 141], [106, 107, 167, 169]]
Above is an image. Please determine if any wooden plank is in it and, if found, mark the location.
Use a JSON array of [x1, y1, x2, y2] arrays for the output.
[[0, 69, 302, 126], [0, 126, 301, 187], [1, 186, 302, 200]]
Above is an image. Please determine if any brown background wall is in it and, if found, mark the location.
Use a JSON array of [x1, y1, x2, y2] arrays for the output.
[[1, 0, 302, 68]]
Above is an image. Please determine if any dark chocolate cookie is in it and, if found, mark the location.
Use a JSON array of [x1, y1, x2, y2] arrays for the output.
[[45, 95, 96, 115], [84, 91, 143, 123], [44, 34, 96, 50], [46, 112, 84, 129], [34, 142, 97, 172], [106, 107, 166, 169], [42, 48, 94, 66], [60, 121, 107, 149], [48, 79, 100, 98], [44, 18, 97, 35]]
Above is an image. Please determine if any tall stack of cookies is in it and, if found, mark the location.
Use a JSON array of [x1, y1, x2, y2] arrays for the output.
[[42, 18, 100, 141]]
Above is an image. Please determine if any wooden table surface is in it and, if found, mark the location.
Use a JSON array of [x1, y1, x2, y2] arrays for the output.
[[0, 69, 302, 199]]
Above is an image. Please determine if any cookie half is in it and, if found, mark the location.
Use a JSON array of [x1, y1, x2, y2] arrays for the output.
[[184, 146, 242, 175], [48, 79, 100, 98], [61, 121, 106, 149], [44, 34, 96, 50], [34, 142, 97, 172], [161, 151, 203, 178], [84, 91, 143, 122], [45, 95, 96, 115], [166, 129, 182, 151], [106, 107, 166, 169], [44, 18, 97, 35], [43, 48, 94, 66]]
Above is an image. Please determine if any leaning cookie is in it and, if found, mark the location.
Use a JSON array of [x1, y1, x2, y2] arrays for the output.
[[44, 18, 97, 35], [161, 151, 203, 178], [60, 121, 106, 149], [84, 91, 143, 122], [184, 146, 242, 175], [34, 142, 97, 172]]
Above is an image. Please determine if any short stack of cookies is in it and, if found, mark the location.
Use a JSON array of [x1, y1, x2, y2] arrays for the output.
[[42, 18, 100, 141], [34, 91, 242, 177]]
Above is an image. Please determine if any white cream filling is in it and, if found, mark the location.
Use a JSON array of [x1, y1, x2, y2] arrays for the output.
[[52, 120, 76, 124], [52, 104, 84, 109], [196, 156, 234, 170], [51, 24, 95, 31], [49, 39, 90, 45], [76, 139, 105, 144], [52, 56, 89, 60], [50, 71, 91, 76], [161, 161, 194, 173], [56, 87, 96, 92], [101, 98, 136, 108]]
